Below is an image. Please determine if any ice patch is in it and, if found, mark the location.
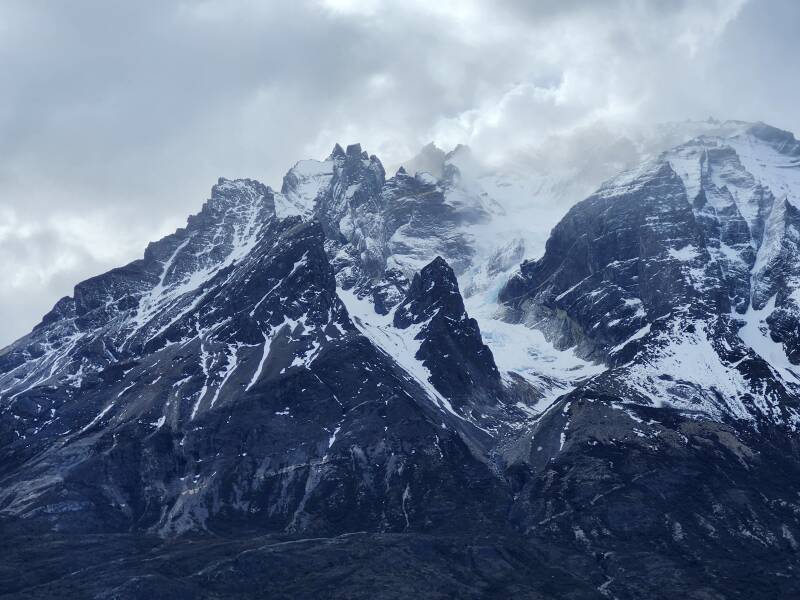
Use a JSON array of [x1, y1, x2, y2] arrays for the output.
[[464, 293, 605, 413], [738, 295, 800, 384], [625, 319, 755, 421]]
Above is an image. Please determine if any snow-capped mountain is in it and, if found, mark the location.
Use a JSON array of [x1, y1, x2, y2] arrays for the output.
[[2, 121, 800, 599], [501, 121, 800, 425]]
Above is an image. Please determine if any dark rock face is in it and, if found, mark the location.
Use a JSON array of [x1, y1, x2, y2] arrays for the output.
[[490, 124, 800, 597], [0, 200, 508, 542], [499, 161, 727, 361], [503, 393, 800, 600], [497, 127, 800, 427], [3, 123, 800, 599], [394, 257, 502, 408]]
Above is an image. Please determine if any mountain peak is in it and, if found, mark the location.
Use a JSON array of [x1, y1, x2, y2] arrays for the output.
[[5, 120, 800, 598], [394, 256, 502, 406], [746, 122, 800, 155], [328, 142, 346, 160], [402, 142, 447, 179], [345, 143, 362, 157]]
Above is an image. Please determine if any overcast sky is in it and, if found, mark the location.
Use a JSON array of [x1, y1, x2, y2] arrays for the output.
[[1, 0, 798, 346]]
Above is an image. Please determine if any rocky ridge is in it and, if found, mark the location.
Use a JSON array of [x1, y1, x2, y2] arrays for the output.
[[2, 121, 800, 598]]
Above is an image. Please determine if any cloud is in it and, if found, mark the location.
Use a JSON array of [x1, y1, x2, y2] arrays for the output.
[[1, 0, 797, 345]]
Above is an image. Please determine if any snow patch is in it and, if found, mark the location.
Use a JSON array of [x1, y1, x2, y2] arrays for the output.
[[738, 296, 800, 384], [668, 245, 699, 262]]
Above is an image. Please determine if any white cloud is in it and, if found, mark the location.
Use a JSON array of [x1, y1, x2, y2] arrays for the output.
[[1, 0, 797, 345]]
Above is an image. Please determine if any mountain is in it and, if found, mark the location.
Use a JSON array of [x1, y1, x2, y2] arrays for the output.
[[497, 122, 800, 598], [500, 121, 800, 420], [2, 121, 800, 599]]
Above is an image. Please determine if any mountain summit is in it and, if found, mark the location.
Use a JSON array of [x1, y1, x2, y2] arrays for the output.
[[2, 121, 800, 599]]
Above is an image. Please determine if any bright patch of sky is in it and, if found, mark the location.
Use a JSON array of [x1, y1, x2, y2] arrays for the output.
[[1, 0, 798, 345]]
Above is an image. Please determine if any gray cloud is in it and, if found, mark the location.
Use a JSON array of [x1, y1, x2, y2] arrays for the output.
[[0, 0, 797, 345]]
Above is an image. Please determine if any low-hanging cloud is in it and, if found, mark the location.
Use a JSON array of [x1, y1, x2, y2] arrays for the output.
[[0, 0, 797, 345]]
